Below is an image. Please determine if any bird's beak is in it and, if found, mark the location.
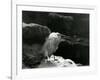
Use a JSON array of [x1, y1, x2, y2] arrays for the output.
[[60, 34, 72, 42]]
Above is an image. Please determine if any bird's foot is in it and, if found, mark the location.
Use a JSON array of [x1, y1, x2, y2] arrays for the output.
[[44, 58, 51, 63]]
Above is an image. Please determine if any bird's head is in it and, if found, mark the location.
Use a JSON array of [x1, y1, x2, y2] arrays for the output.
[[48, 32, 71, 42]]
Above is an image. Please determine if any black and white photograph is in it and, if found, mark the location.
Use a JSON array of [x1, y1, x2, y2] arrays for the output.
[[11, 2, 97, 80], [22, 11, 89, 69]]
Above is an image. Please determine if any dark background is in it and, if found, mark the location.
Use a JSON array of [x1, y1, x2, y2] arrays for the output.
[[22, 11, 89, 66]]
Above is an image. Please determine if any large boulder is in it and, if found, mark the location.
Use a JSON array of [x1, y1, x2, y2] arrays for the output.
[[22, 23, 51, 68]]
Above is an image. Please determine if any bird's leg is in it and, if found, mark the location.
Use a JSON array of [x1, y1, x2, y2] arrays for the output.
[[44, 58, 48, 63], [44, 56, 50, 63], [44, 51, 50, 63], [47, 56, 50, 62]]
